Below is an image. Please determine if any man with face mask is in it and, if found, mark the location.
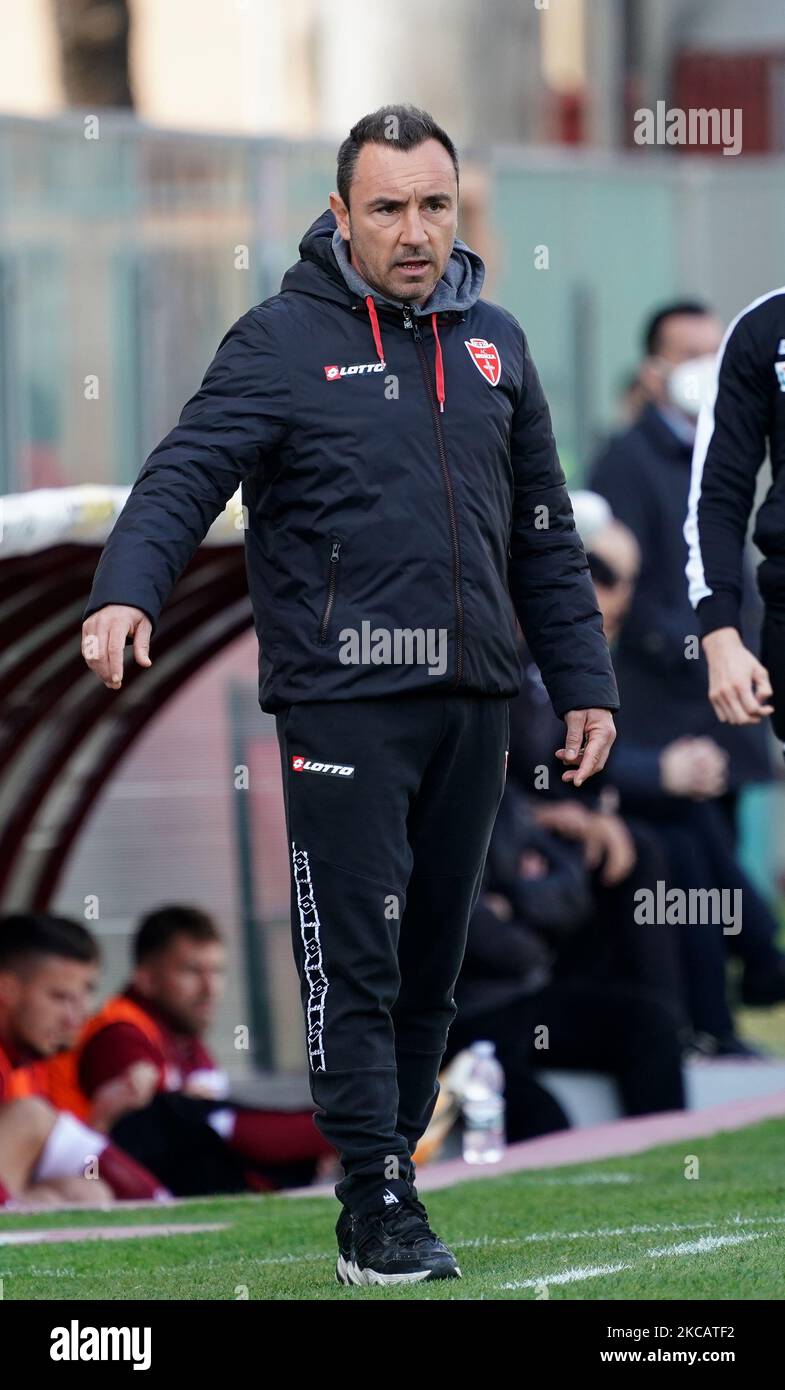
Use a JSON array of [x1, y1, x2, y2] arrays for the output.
[[589, 301, 771, 800], [588, 305, 785, 1044]]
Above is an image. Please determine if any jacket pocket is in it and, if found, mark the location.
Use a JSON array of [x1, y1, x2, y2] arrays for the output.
[[317, 537, 343, 644]]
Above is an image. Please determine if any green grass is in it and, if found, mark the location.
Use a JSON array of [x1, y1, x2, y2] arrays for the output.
[[2, 1118, 784, 1299], [734, 998, 785, 1056]]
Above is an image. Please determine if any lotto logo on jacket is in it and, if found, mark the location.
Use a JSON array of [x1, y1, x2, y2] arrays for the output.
[[324, 361, 386, 379], [292, 756, 355, 778]]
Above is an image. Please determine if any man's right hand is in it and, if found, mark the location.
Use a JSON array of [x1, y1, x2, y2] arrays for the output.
[[89, 1062, 160, 1131], [702, 627, 774, 725], [81, 605, 153, 689]]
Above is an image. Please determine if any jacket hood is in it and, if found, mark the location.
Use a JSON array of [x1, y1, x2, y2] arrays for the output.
[[280, 207, 485, 317], [279, 207, 486, 414]]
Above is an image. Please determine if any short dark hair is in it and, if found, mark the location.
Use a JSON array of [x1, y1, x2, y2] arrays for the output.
[[336, 104, 459, 210], [643, 300, 713, 357], [0, 913, 100, 973], [134, 905, 222, 965]]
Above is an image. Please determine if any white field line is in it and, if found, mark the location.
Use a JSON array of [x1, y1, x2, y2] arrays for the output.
[[502, 1262, 634, 1289], [0, 1222, 228, 1247], [500, 1230, 771, 1289], [4, 1214, 782, 1279], [460, 1212, 785, 1250], [647, 1232, 770, 1257], [512, 1173, 641, 1186]]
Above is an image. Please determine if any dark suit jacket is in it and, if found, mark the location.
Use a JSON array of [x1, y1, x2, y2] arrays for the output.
[[589, 405, 772, 789]]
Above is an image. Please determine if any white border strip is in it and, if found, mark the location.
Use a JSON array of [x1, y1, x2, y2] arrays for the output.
[[684, 285, 785, 609]]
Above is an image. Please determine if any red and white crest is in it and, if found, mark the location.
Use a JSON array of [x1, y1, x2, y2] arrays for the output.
[[465, 337, 501, 387]]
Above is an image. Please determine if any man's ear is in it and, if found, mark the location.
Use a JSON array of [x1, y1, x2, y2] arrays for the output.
[[638, 355, 668, 405], [329, 190, 350, 242]]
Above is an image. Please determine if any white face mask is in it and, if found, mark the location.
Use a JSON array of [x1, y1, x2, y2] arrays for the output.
[[666, 354, 716, 418]]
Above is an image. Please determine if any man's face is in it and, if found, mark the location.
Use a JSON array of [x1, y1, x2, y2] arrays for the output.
[[642, 312, 724, 408], [329, 137, 458, 305], [590, 524, 641, 643], [134, 936, 226, 1035], [0, 956, 98, 1056]]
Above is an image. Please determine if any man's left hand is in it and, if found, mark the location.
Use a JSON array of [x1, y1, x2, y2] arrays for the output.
[[555, 708, 616, 787]]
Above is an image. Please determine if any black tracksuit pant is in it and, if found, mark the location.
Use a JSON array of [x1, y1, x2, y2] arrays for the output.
[[275, 692, 509, 1216]]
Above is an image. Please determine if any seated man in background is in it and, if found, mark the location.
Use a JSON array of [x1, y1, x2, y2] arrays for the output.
[[508, 502, 687, 1030], [443, 782, 686, 1140], [0, 914, 169, 1206], [64, 905, 337, 1196], [565, 499, 785, 1053]]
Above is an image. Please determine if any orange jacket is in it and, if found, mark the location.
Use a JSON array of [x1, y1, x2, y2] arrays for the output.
[[11, 996, 165, 1120], [0, 1039, 35, 1103]]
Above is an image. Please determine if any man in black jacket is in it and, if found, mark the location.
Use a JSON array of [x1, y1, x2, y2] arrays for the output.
[[81, 104, 618, 1286], [590, 301, 771, 793], [683, 287, 785, 747]]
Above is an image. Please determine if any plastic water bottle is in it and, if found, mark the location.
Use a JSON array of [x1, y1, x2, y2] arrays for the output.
[[461, 1040, 506, 1163]]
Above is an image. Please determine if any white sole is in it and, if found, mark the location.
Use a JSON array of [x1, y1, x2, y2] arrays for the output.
[[336, 1253, 357, 1284], [353, 1263, 462, 1286]]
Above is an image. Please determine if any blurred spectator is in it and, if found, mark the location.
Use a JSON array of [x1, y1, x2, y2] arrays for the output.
[[444, 783, 686, 1141], [588, 299, 773, 804], [26, 906, 338, 1196], [583, 505, 785, 1052], [0, 914, 167, 1205]]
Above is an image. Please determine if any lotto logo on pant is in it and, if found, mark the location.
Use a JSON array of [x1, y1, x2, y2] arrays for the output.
[[291, 755, 355, 778]]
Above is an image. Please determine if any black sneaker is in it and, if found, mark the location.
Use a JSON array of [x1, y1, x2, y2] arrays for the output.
[[350, 1189, 461, 1286], [684, 1029, 765, 1059], [335, 1205, 356, 1285]]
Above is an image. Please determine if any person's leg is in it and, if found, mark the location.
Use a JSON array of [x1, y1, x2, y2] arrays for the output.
[[593, 819, 689, 1032], [0, 1096, 56, 1195], [22, 1176, 114, 1207], [656, 808, 736, 1038], [208, 1105, 338, 1190], [222, 1107, 335, 1167], [697, 800, 785, 974], [0, 1096, 163, 1202], [276, 695, 443, 1216], [532, 979, 685, 1115], [392, 695, 509, 1174], [760, 601, 785, 747], [33, 1108, 168, 1200]]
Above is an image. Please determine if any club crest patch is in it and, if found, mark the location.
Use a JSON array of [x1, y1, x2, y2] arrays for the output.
[[465, 338, 501, 386]]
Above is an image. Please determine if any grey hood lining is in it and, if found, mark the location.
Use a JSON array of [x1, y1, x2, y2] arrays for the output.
[[330, 227, 485, 316]]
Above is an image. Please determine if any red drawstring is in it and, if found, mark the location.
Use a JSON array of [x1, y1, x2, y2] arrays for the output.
[[431, 312, 445, 413], [364, 295, 446, 411], [365, 295, 385, 366]]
